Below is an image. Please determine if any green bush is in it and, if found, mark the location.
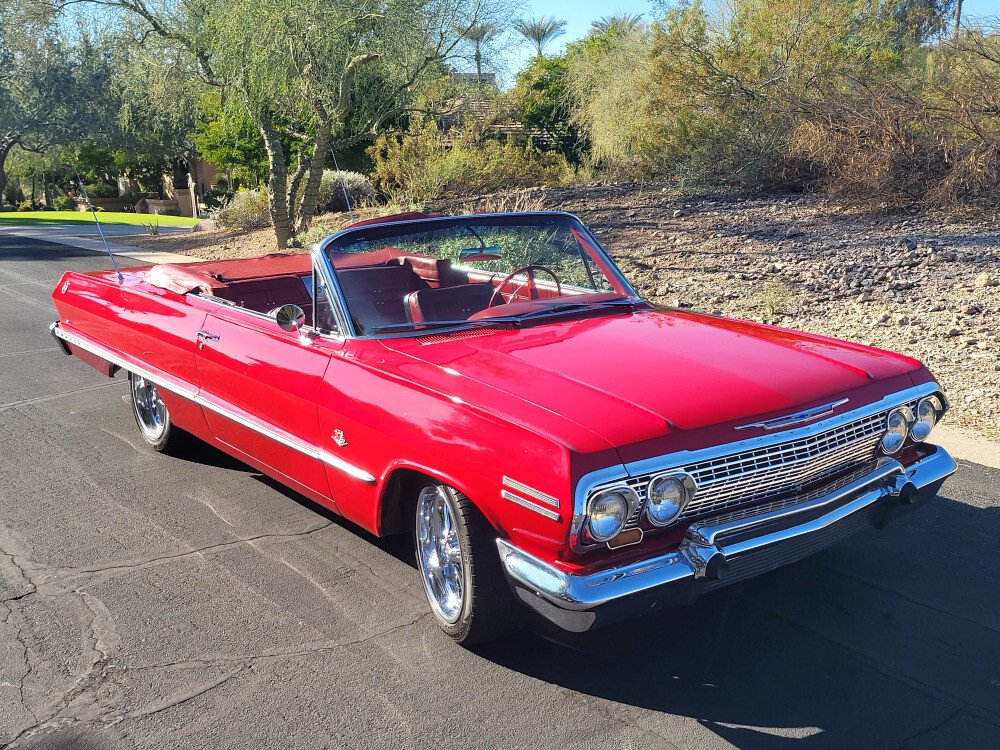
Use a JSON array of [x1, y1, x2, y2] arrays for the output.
[[211, 188, 270, 230], [202, 188, 233, 209], [83, 183, 117, 198], [369, 121, 572, 202], [17, 201, 35, 211], [316, 170, 376, 213], [52, 196, 76, 210]]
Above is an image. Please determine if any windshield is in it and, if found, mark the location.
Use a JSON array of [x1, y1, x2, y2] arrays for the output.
[[320, 213, 638, 335]]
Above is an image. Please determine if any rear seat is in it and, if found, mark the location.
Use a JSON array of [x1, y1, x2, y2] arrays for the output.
[[212, 275, 313, 323], [336, 265, 429, 333]]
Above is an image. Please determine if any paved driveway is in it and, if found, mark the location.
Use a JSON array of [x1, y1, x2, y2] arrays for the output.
[[1, 236, 998, 749]]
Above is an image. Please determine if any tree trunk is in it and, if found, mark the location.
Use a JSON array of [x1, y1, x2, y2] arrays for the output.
[[0, 141, 14, 204], [954, 0, 963, 38], [258, 112, 293, 249], [286, 141, 313, 227], [294, 119, 331, 234], [475, 42, 483, 84]]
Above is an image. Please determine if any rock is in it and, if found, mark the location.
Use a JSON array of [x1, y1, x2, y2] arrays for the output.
[[945, 327, 962, 338], [899, 237, 918, 251], [672, 209, 685, 218], [974, 272, 995, 288], [784, 226, 804, 238]]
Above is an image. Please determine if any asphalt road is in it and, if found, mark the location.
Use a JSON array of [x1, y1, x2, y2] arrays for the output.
[[1, 235, 998, 750]]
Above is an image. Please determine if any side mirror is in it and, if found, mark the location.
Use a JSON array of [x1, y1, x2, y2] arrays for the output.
[[275, 303, 306, 333]]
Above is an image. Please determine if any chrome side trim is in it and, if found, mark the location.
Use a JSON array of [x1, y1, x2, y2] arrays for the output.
[[502, 476, 559, 508], [734, 398, 850, 431], [501, 490, 561, 521], [51, 322, 376, 484]]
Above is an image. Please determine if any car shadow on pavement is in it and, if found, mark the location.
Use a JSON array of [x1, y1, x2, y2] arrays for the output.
[[474, 487, 1000, 749]]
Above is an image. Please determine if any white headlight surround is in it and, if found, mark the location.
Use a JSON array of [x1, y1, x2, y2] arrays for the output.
[[910, 395, 942, 442], [585, 487, 636, 543], [645, 472, 697, 527], [881, 406, 914, 454]]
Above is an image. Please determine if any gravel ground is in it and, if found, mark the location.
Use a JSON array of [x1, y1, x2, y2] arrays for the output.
[[119, 184, 1000, 439]]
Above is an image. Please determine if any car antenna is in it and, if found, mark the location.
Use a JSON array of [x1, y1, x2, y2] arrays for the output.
[[75, 171, 124, 283], [330, 150, 355, 223]]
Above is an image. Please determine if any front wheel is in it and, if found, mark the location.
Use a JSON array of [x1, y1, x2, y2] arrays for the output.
[[414, 484, 524, 645], [129, 372, 189, 453]]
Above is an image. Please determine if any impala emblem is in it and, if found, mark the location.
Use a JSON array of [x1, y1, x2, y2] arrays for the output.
[[735, 398, 849, 431], [332, 429, 348, 447]]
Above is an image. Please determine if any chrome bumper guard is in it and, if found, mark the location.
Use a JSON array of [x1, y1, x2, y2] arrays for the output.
[[497, 445, 956, 632]]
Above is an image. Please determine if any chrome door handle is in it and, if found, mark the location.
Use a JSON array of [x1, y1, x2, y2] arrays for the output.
[[197, 330, 221, 342]]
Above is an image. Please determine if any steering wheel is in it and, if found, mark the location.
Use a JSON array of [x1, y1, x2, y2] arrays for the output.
[[488, 265, 562, 308]]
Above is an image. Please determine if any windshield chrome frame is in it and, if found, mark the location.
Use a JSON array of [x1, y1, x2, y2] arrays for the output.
[[312, 211, 642, 340]]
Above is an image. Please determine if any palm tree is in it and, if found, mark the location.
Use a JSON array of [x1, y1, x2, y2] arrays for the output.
[[514, 16, 567, 59], [459, 22, 497, 84], [591, 13, 644, 35]]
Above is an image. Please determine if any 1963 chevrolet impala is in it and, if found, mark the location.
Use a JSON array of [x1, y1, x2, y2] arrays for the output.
[[50, 211, 956, 644]]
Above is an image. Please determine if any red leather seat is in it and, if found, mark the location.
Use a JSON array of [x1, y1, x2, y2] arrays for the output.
[[337, 265, 429, 333], [404, 283, 495, 323]]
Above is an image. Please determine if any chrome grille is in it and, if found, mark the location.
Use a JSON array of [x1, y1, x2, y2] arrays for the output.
[[610, 400, 916, 526]]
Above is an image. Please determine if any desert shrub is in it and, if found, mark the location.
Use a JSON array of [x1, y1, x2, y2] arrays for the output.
[[51, 196, 76, 210], [211, 188, 271, 229], [316, 170, 376, 213], [369, 121, 572, 202], [202, 187, 233, 209]]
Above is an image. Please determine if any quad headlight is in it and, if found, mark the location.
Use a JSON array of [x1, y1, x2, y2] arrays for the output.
[[911, 395, 943, 441], [881, 406, 914, 454], [645, 472, 696, 526], [585, 488, 636, 542]]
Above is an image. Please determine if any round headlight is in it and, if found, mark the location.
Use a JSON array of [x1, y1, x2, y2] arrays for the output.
[[646, 473, 695, 526], [586, 489, 632, 542], [910, 395, 942, 441], [881, 406, 913, 454]]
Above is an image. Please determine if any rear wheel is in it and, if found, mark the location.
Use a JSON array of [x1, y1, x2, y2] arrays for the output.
[[129, 372, 189, 453], [414, 483, 524, 645]]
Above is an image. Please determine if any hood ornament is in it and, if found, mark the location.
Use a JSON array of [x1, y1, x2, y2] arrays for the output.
[[735, 398, 849, 431]]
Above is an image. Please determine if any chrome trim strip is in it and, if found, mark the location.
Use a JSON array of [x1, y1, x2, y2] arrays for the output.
[[51, 323, 376, 484], [570, 382, 943, 549], [734, 398, 850, 431], [501, 490, 562, 521], [502, 476, 559, 508], [502, 446, 956, 611]]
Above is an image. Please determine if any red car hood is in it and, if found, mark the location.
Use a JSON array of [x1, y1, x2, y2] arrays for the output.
[[384, 309, 923, 451]]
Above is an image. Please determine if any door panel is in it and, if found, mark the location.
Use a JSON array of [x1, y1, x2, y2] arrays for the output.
[[194, 307, 335, 501]]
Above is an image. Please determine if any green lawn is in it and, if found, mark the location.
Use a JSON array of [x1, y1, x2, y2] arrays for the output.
[[0, 211, 199, 228]]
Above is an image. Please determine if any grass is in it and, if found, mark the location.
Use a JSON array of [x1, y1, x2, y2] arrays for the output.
[[0, 211, 199, 228]]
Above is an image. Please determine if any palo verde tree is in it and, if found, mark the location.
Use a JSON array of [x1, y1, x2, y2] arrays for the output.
[[100, 0, 508, 247]]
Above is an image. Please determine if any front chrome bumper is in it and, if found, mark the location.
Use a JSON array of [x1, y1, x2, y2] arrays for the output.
[[497, 445, 956, 632]]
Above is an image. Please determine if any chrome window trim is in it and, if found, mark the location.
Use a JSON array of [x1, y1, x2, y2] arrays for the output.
[[51, 322, 374, 483], [571, 381, 943, 549], [312, 211, 641, 340]]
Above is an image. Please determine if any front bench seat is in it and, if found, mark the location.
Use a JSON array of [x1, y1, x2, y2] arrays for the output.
[[404, 283, 496, 324], [336, 265, 428, 333]]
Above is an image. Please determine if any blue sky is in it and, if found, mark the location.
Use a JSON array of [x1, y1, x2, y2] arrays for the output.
[[504, 0, 1000, 70]]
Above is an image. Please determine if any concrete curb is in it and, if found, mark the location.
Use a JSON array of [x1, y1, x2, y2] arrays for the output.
[[933, 425, 1000, 469]]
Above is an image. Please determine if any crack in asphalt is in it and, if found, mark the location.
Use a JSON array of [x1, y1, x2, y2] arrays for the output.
[[0, 382, 123, 412], [896, 702, 969, 749], [48, 521, 336, 584]]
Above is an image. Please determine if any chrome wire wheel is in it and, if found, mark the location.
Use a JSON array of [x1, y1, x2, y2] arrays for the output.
[[416, 486, 466, 624], [131, 374, 167, 441]]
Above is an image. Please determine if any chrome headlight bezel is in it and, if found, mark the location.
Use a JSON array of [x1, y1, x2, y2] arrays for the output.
[[910, 395, 943, 442], [585, 486, 637, 543], [881, 405, 914, 454], [645, 472, 697, 527]]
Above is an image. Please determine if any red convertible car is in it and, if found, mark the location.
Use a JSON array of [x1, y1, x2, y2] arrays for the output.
[[50, 211, 956, 644]]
